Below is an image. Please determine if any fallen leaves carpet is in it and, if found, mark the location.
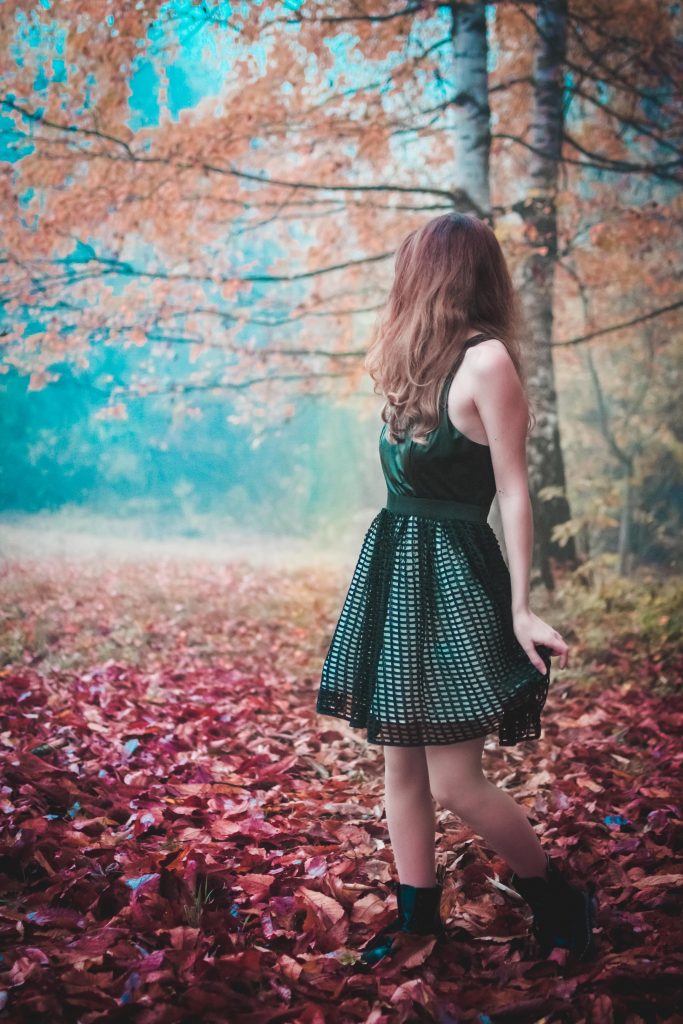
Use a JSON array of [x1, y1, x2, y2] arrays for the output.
[[0, 556, 681, 1023]]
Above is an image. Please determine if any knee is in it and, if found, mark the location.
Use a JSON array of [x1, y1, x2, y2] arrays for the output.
[[430, 773, 489, 817], [384, 749, 430, 795]]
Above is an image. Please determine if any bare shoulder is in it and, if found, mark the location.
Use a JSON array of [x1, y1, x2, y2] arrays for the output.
[[466, 338, 514, 372], [465, 339, 519, 389]]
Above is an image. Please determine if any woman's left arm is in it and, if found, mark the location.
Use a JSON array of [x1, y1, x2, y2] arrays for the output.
[[469, 341, 569, 673]]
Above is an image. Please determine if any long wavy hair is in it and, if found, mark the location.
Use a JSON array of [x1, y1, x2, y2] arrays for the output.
[[365, 213, 534, 445]]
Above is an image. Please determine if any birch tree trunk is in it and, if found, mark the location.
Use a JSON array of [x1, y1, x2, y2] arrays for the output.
[[447, 0, 510, 563], [448, 0, 490, 214], [513, 0, 578, 589]]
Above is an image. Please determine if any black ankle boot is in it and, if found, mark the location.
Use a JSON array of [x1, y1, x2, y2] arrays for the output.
[[509, 852, 599, 962], [359, 882, 444, 966]]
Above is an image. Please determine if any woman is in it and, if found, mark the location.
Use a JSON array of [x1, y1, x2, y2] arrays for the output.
[[316, 213, 599, 965]]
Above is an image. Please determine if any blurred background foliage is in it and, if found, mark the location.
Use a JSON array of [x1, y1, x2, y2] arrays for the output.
[[1, 0, 681, 591]]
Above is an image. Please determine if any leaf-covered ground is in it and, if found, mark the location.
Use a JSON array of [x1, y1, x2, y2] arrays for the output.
[[0, 556, 681, 1023]]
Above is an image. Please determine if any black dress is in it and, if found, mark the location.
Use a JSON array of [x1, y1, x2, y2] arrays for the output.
[[316, 333, 552, 747]]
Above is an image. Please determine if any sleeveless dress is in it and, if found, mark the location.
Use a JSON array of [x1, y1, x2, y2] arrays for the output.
[[316, 333, 552, 747]]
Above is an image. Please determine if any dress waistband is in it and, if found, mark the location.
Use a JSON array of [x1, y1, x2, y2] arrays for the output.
[[385, 492, 489, 523]]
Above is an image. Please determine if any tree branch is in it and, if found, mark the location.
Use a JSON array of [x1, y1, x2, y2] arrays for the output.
[[551, 299, 683, 347], [2, 98, 479, 208]]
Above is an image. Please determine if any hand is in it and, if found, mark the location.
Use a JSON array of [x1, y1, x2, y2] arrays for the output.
[[512, 608, 569, 674]]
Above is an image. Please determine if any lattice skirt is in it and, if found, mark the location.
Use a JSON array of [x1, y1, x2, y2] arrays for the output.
[[316, 494, 552, 747]]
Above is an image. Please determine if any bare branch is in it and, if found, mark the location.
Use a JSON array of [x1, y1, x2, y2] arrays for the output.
[[108, 369, 356, 400], [2, 98, 479, 208], [495, 130, 682, 181], [552, 299, 683, 347]]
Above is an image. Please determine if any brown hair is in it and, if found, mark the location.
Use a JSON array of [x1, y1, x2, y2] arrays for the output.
[[365, 212, 534, 445]]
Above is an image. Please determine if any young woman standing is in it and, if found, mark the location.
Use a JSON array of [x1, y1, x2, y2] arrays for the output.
[[316, 213, 599, 965]]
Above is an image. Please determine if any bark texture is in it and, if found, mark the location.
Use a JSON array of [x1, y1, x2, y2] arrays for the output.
[[513, 0, 578, 587]]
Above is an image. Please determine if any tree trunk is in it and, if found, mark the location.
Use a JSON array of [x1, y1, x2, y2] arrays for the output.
[[618, 467, 634, 577], [448, 0, 491, 214], [448, 0, 511, 562], [513, 0, 578, 589]]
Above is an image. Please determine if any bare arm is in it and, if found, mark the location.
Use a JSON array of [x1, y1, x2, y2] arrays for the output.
[[471, 342, 533, 614], [470, 341, 569, 672]]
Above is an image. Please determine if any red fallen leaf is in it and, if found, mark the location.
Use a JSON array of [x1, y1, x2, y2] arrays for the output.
[[7, 947, 50, 986], [25, 908, 86, 930], [211, 814, 279, 839], [350, 892, 388, 925], [546, 946, 571, 967], [297, 887, 349, 951], [239, 873, 274, 898], [256, 754, 299, 779], [576, 777, 603, 792], [167, 782, 248, 799], [213, 949, 263, 975], [575, 710, 609, 727], [389, 977, 435, 1010], [135, 949, 166, 974], [160, 845, 194, 871], [631, 873, 682, 889], [303, 854, 327, 878], [265, 895, 299, 937], [555, 977, 581, 999], [167, 926, 200, 950], [209, 819, 243, 839], [261, 910, 276, 939], [383, 932, 437, 970], [298, 957, 326, 979], [31, 848, 56, 875], [328, 858, 365, 881], [271, 981, 293, 1005], [71, 814, 121, 834], [297, 887, 345, 926], [587, 993, 614, 1024], [13, 947, 49, 966], [296, 1006, 327, 1024], [12, 817, 50, 835], [362, 859, 394, 883], [277, 954, 303, 982], [360, 1007, 389, 1024], [131, 808, 163, 836]]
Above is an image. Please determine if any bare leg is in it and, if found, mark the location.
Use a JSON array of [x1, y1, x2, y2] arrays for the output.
[[383, 745, 437, 887], [425, 737, 548, 878]]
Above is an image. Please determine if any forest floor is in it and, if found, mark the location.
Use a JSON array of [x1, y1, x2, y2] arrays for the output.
[[0, 535, 681, 1023]]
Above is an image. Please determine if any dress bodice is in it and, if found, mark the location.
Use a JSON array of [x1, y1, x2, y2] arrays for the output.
[[379, 333, 496, 510]]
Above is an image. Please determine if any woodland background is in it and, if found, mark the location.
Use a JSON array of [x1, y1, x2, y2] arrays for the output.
[[1, 2, 682, 1023]]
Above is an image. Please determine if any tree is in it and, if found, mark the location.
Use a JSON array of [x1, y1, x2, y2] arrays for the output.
[[511, 0, 579, 585], [1, 1, 680, 568]]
